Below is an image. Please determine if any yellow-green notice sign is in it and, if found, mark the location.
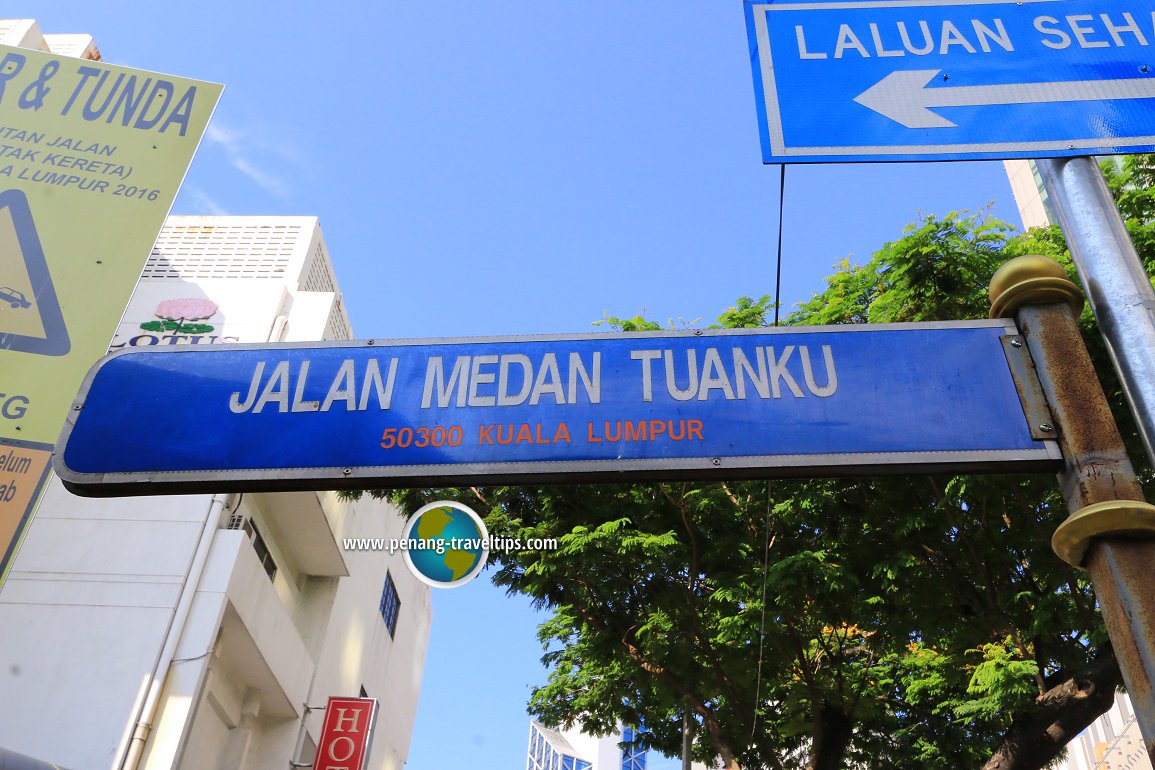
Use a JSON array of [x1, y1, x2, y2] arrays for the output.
[[0, 44, 222, 445], [0, 43, 221, 581]]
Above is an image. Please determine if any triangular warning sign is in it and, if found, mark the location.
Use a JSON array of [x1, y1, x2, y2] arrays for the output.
[[0, 188, 70, 356]]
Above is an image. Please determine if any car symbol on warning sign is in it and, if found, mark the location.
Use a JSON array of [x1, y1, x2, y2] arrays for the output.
[[0, 189, 69, 356], [0, 287, 32, 310]]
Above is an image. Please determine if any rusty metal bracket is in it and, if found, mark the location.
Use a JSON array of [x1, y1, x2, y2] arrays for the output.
[[1000, 335, 1058, 441]]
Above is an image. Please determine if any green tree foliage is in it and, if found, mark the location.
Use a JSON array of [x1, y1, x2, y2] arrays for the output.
[[1102, 156, 1155, 276], [387, 158, 1155, 770]]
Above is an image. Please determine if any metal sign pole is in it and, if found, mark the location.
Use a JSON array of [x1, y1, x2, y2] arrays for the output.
[[991, 256, 1155, 762], [1035, 156, 1155, 468]]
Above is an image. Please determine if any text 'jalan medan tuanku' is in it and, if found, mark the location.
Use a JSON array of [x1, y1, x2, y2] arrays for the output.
[[226, 346, 838, 415]]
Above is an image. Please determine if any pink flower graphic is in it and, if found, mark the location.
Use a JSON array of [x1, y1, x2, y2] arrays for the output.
[[140, 297, 220, 335], [155, 298, 218, 322]]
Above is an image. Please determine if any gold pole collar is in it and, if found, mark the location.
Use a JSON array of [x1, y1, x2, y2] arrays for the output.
[[1052, 500, 1155, 567], [989, 255, 1085, 319]]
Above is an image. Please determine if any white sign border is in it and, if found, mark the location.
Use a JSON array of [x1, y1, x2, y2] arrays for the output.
[[749, 0, 1155, 160]]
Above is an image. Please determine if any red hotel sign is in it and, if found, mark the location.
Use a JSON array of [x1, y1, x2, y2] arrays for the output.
[[315, 697, 378, 770]]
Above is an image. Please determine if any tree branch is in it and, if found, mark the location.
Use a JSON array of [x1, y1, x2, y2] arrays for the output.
[[979, 652, 1122, 770]]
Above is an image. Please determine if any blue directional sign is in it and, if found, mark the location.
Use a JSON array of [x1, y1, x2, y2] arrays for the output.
[[745, 0, 1155, 162], [54, 321, 1059, 496]]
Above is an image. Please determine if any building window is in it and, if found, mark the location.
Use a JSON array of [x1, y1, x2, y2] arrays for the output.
[[620, 726, 647, 770], [380, 571, 400, 638], [243, 519, 277, 581], [527, 723, 591, 770]]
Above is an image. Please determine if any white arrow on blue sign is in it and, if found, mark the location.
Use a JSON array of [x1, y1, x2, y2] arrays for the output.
[[744, 0, 1155, 162]]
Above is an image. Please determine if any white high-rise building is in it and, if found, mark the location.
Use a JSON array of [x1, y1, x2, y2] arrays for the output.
[[527, 721, 648, 770], [0, 214, 432, 768], [1003, 159, 1058, 231], [0, 17, 101, 61], [1053, 692, 1151, 770], [527, 720, 719, 770], [1003, 157, 1125, 231]]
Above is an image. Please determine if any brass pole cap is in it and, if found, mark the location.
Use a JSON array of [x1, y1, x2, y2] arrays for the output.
[[989, 255, 1085, 319], [1052, 499, 1155, 567]]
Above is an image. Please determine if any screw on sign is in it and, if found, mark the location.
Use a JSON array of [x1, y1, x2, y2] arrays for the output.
[[313, 697, 377, 770]]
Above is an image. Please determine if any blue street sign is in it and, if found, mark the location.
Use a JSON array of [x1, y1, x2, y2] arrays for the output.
[[55, 321, 1059, 495], [744, 0, 1155, 162]]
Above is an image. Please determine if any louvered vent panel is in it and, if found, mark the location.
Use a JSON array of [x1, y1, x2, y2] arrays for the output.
[[325, 295, 353, 341], [143, 223, 303, 280], [301, 241, 338, 293]]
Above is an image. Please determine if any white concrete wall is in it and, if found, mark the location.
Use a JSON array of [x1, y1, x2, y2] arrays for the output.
[[0, 485, 219, 769], [0, 19, 45, 49], [296, 494, 433, 770]]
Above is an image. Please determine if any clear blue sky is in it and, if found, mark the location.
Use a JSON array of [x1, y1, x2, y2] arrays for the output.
[[28, 3, 1026, 768]]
